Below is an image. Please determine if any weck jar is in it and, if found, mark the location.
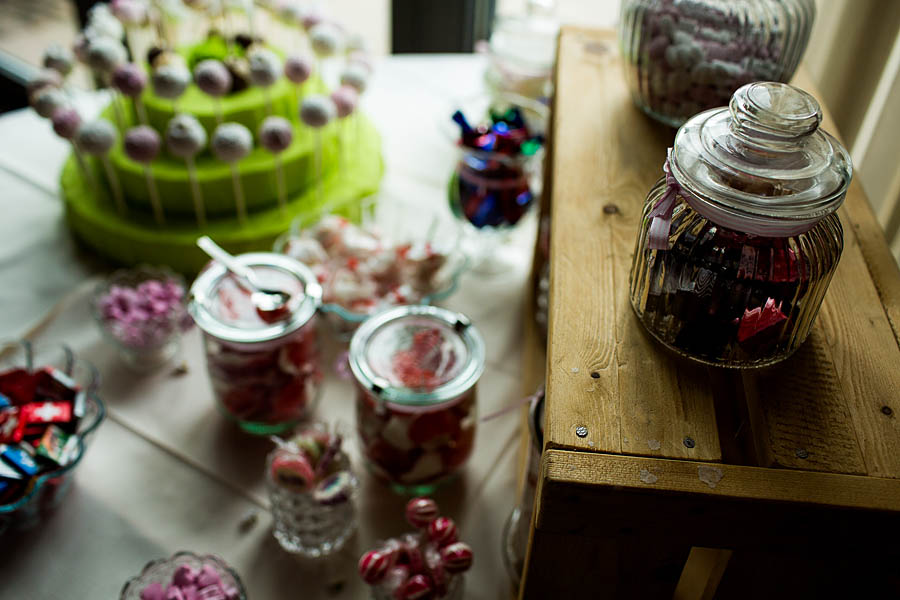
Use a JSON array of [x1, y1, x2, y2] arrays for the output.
[[189, 252, 323, 434], [349, 305, 485, 494], [629, 81, 852, 368], [619, 0, 816, 127]]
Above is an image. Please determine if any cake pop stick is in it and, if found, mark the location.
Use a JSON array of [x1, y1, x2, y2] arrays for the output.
[[330, 85, 357, 171], [300, 95, 336, 206], [52, 108, 94, 187], [112, 63, 149, 125], [166, 114, 208, 226], [309, 22, 342, 89], [194, 59, 232, 124], [340, 63, 369, 159], [124, 125, 164, 224], [248, 48, 282, 114], [76, 119, 125, 215], [86, 37, 128, 129], [42, 44, 75, 96], [211, 122, 253, 224], [258, 116, 293, 214], [111, 0, 148, 60], [151, 62, 191, 113]]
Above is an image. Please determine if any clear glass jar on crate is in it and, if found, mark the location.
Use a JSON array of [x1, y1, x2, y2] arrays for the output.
[[349, 306, 485, 495], [188, 253, 323, 434], [629, 82, 852, 368], [619, 0, 816, 127]]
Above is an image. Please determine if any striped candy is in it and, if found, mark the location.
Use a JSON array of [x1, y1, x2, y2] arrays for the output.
[[440, 542, 473, 574], [358, 550, 390, 584], [398, 574, 434, 600], [405, 497, 439, 529], [426, 517, 458, 547]]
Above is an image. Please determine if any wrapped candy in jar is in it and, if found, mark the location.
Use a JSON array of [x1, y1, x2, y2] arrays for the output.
[[349, 306, 485, 494], [629, 82, 852, 367], [618, 0, 816, 127], [189, 253, 323, 434]]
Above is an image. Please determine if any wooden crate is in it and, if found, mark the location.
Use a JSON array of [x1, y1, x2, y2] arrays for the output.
[[518, 27, 900, 599]]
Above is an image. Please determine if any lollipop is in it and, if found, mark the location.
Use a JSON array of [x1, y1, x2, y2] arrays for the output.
[[166, 114, 208, 225], [124, 125, 164, 224], [258, 116, 294, 213], [76, 119, 125, 214], [300, 95, 336, 205], [151, 63, 191, 112], [42, 44, 74, 78], [112, 63, 149, 124], [194, 59, 232, 123], [53, 108, 93, 186], [211, 122, 253, 224], [248, 48, 281, 113]]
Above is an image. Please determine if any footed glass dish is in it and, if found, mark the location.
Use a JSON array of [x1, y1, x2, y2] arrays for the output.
[[119, 551, 246, 599]]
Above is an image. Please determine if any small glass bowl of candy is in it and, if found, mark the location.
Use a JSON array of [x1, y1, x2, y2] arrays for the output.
[[274, 201, 468, 340], [92, 265, 192, 371], [189, 253, 324, 435], [349, 306, 485, 495], [0, 340, 105, 535], [119, 551, 246, 600], [266, 423, 359, 557]]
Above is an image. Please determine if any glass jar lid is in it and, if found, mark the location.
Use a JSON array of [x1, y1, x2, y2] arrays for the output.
[[348, 305, 485, 406], [671, 81, 852, 236], [188, 253, 322, 345]]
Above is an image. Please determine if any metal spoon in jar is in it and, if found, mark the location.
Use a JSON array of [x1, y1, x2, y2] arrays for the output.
[[196, 236, 291, 316]]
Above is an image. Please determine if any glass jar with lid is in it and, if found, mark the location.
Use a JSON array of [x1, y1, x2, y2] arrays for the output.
[[349, 305, 485, 494], [629, 82, 852, 368], [189, 253, 323, 434], [619, 0, 816, 127]]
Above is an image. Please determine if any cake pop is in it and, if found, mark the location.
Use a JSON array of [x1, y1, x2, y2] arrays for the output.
[[211, 122, 253, 224], [86, 36, 127, 75], [258, 116, 293, 213], [112, 63, 149, 124], [166, 114, 208, 225], [300, 95, 336, 205], [330, 85, 357, 167], [124, 125, 165, 224], [284, 54, 312, 86], [31, 87, 69, 119], [26, 69, 63, 97], [111, 0, 148, 63], [248, 47, 281, 113], [194, 59, 232, 123], [300, 9, 323, 32], [52, 108, 93, 185], [42, 44, 74, 78], [340, 63, 369, 94], [85, 3, 124, 41], [309, 22, 342, 81], [76, 119, 125, 214], [151, 63, 190, 112]]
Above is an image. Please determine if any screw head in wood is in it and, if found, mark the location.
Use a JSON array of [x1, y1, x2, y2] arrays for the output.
[[795, 448, 809, 459], [882, 406, 893, 416], [683, 437, 695, 448], [575, 426, 588, 438]]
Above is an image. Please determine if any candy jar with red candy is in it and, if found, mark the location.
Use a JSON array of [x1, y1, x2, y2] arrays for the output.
[[359, 497, 472, 599], [188, 252, 323, 434], [266, 422, 358, 557], [349, 306, 485, 494]]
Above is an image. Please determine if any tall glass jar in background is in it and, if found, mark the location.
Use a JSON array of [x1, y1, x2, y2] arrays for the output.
[[349, 306, 485, 495], [189, 253, 323, 434], [629, 82, 852, 368], [619, 0, 815, 127]]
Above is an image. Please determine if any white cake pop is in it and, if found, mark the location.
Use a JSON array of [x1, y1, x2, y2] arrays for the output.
[[43, 44, 74, 77], [111, 0, 148, 26], [309, 23, 343, 57], [259, 116, 293, 213], [151, 63, 191, 105], [76, 119, 126, 214], [249, 48, 282, 88], [212, 122, 253, 223], [284, 54, 312, 85], [31, 88, 69, 119], [87, 37, 127, 75], [300, 95, 336, 128], [194, 59, 232, 97], [124, 125, 165, 224], [166, 114, 209, 225], [86, 3, 125, 40], [340, 63, 369, 94]]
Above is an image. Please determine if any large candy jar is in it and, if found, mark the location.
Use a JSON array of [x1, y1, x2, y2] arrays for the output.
[[349, 306, 485, 494], [619, 0, 815, 127], [189, 253, 323, 434], [629, 82, 852, 368]]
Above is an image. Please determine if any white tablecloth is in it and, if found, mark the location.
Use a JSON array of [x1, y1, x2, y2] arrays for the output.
[[0, 55, 537, 599]]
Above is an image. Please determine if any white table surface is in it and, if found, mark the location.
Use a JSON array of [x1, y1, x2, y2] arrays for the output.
[[0, 54, 537, 599]]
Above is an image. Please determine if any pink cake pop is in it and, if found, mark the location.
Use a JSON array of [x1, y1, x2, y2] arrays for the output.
[[194, 59, 232, 123], [111, 0, 147, 59], [258, 116, 293, 213], [300, 9, 323, 31], [151, 63, 190, 112], [300, 94, 336, 205], [248, 48, 281, 114], [211, 122, 253, 224], [112, 63, 149, 124], [166, 114, 208, 225], [76, 119, 125, 214], [124, 125, 165, 224], [53, 108, 93, 186]]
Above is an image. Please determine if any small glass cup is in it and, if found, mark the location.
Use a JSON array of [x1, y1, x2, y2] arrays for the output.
[[189, 252, 324, 434], [266, 424, 358, 557], [349, 306, 485, 495], [119, 551, 246, 600], [92, 265, 190, 371]]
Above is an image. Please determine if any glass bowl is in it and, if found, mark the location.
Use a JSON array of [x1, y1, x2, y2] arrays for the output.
[[274, 198, 468, 339], [119, 551, 247, 599], [92, 265, 191, 371], [0, 340, 105, 534]]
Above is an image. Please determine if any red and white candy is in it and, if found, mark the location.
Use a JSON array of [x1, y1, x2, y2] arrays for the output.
[[426, 517, 458, 547], [270, 450, 316, 493], [405, 497, 439, 529], [439, 542, 473, 574], [399, 574, 434, 600], [358, 550, 391, 584]]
